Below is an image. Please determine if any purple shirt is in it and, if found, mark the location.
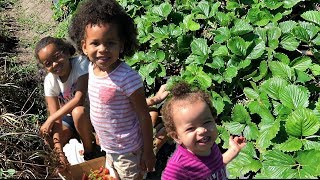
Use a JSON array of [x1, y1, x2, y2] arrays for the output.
[[162, 143, 227, 180]]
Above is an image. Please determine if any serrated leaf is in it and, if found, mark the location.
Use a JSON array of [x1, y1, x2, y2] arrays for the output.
[[269, 61, 293, 81], [191, 38, 210, 57], [223, 121, 246, 135], [197, 71, 212, 89], [296, 150, 320, 177], [211, 92, 225, 115], [300, 21, 320, 39], [302, 139, 320, 150], [285, 108, 319, 137], [292, 26, 310, 42], [244, 87, 259, 100], [207, 56, 224, 69], [185, 54, 207, 65], [252, 60, 268, 82], [275, 136, 302, 152], [274, 52, 290, 64], [283, 0, 302, 9], [301, 11, 320, 26], [290, 56, 312, 71], [151, 2, 172, 18], [212, 45, 229, 57], [256, 119, 280, 150], [264, 0, 283, 10], [232, 104, 251, 124], [260, 77, 288, 100], [223, 66, 238, 83], [227, 37, 247, 56], [280, 34, 300, 51], [243, 122, 259, 140], [246, 41, 265, 60], [310, 64, 320, 76], [183, 14, 200, 31], [296, 70, 312, 84], [279, 20, 297, 33], [231, 19, 253, 36], [279, 85, 310, 109], [215, 12, 230, 26]]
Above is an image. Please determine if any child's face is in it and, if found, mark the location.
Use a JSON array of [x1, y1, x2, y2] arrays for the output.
[[81, 23, 124, 73], [171, 99, 218, 156], [37, 43, 70, 78]]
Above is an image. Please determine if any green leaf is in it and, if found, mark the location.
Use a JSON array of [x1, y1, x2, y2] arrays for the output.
[[185, 54, 207, 65], [310, 64, 320, 76], [246, 41, 265, 60], [296, 70, 312, 84], [280, 34, 300, 51], [285, 108, 319, 137], [256, 119, 280, 151], [191, 38, 210, 57], [269, 61, 293, 81], [194, 1, 210, 18], [260, 150, 296, 179], [215, 12, 230, 26], [279, 85, 310, 109], [283, 0, 302, 9], [231, 19, 253, 36], [264, 0, 283, 10], [243, 122, 260, 141], [252, 60, 268, 82], [183, 14, 200, 31], [296, 150, 320, 177], [227, 142, 262, 178], [151, 2, 172, 18], [223, 66, 238, 83], [260, 77, 288, 100], [302, 139, 320, 150], [279, 20, 297, 33], [275, 136, 302, 152], [244, 87, 259, 100], [213, 27, 231, 43], [211, 45, 229, 57], [300, 21, 320, 40], [292, 26, 310, 42], [223, 121, 245, 135], [274, 52, 290, 64], [301, 10, 320, 26], [232, 104, 251, 124], [312, 34, 320, 45], [211, 91, 225, 115], [227, 36, 247, 56], [207, 56, 225, 69], [197, 71, 212, 89], [290, 56, 312, 71]]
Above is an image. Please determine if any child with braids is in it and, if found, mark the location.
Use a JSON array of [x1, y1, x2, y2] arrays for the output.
[[68, 0, 156, 178], [35, 36, 99, 171], [161, 82, 246, 180]]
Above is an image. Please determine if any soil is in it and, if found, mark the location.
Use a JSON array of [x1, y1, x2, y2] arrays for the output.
[[1, 0, 58, 65]]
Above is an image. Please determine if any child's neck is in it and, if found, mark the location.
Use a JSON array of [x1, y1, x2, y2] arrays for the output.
[[93, 59, 121, 76]]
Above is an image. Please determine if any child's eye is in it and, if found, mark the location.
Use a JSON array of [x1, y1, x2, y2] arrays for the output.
[[186, 127, 195, 132]]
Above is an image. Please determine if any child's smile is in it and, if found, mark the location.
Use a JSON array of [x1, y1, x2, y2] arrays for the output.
[[82, 23, 124, 75], [172, 99, 218, 156]]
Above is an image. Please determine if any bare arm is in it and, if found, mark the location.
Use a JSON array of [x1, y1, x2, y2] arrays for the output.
[[129, 87, 156, 172], [222, 136, 246, 165], [41, 74, 88, 133], [146, 84, 169, 106]]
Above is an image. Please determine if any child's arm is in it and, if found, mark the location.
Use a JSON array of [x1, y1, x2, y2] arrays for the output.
[[146, 84, 169, 106], [129, 87, 156, 172], [40, 74, 88, 134], [222, 136, 246, 165]]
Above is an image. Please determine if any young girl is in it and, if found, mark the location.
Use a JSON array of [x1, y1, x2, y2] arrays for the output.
[[161, 82, 246, 180], [68, 0, 156, 178], [34, 37, 98, 170]]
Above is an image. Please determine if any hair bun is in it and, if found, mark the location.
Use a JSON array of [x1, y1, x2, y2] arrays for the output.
[[171, 82, 191, 97]]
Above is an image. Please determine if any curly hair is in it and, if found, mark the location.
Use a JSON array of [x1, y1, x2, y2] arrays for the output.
[[68, 0, 138, 58], [160, 82, 217, 137], [34, 36, 76, 61]]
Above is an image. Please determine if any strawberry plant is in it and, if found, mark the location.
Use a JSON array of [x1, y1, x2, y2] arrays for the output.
[[51, 0, 320, 178]]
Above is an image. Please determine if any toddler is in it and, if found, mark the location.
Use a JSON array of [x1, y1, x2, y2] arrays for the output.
[[68, 0, 156, 178], [161, 82, 246, 180]]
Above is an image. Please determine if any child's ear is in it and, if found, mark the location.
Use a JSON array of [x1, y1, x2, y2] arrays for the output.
[[169, 132, 182, 144], [81, 40, 87, 55]]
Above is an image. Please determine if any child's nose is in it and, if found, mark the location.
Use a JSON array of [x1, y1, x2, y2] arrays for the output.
[[99, 44, 109, 52], [197, 127, 207, 134]]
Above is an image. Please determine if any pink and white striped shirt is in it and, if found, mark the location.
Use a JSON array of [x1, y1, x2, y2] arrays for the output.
[[88, 62, 143, 154]]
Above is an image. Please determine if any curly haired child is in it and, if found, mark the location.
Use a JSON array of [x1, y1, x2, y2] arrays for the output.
[[161, 82, 246, 180], [68, 0, 156, 178], [34, 36, 98, 171]]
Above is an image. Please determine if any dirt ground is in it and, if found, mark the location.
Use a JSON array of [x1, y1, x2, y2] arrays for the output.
[[4, 0, 58, 64]]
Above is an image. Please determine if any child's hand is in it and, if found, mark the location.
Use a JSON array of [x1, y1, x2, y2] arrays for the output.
[[140, 151, 156, 172], [39, 118, 54, 137], [153, 84, 169, 104], [229, 136, 246, 154]]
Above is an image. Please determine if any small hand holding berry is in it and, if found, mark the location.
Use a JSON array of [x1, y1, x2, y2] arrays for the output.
[[222, 136, 247, 165]]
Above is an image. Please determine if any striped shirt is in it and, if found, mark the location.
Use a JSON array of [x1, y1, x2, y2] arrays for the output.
[[162, 143, 227, 180], [88, 62, 143, 154]]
